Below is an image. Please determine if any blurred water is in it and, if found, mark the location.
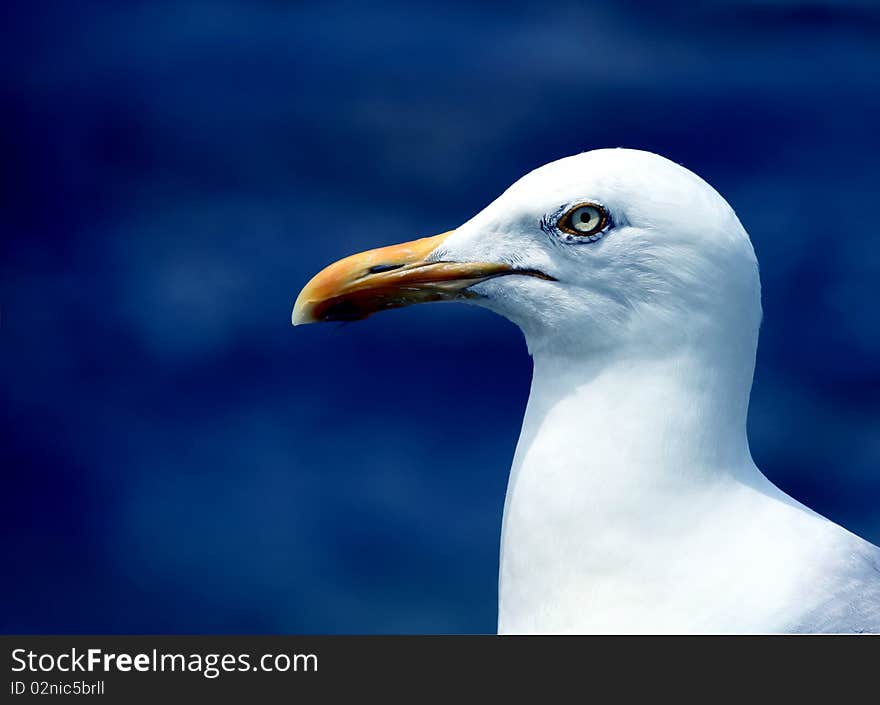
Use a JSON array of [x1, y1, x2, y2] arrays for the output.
[[3, 0, 879, 633]]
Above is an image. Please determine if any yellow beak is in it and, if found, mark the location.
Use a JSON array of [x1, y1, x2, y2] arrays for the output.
[[292, 230, 545, 325]]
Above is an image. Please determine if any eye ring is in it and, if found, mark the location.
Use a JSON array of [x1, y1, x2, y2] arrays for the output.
[[557, 202, 609, 238]]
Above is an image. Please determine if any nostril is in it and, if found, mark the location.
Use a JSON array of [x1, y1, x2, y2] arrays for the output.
[[368, 263, 404, 274]]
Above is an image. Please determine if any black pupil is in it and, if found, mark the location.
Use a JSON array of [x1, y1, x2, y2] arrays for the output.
[[579, 209, 593, 224]]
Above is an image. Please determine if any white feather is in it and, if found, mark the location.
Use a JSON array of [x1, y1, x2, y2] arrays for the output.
[[436, 148, 880, 634]]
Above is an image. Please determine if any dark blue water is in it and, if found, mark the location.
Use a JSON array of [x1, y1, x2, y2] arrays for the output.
[[3, 0, 879, 633]]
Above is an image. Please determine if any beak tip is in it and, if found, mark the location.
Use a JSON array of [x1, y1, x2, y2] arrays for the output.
[[291, 296, 315, 326]]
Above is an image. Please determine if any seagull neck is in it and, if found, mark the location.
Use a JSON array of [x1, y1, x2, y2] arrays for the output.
[[498, 343, 804, 634], [500, 341, 768, 609], [516, 345, 758, 487]]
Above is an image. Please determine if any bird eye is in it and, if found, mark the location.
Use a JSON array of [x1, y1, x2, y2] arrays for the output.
[[559, 203, 608, 237]]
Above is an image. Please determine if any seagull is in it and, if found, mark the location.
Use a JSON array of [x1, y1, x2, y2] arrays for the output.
[[292, 148, 880, 634]]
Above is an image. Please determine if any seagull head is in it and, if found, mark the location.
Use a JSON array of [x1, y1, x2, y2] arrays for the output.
[[293, 148, 761, 359]]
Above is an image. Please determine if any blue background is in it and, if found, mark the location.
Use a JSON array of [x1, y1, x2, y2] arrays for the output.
[[3, 1, 879, 633]]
